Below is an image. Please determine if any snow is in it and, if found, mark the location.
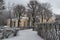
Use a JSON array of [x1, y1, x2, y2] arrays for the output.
[[3, 29, 44, 40]]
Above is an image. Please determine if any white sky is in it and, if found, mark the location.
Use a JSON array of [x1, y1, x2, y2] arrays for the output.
[[4, 0, 60, 15]]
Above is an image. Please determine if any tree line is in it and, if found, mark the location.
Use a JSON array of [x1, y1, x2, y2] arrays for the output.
[[13, 0, 53, 27], [0, 0, 53, 26]]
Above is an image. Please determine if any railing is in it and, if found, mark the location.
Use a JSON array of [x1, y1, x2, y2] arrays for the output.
[[36, 22, 60, 40], [0, 27, 20, 40]]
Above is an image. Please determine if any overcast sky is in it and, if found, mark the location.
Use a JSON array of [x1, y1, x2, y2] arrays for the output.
[[4, 0, 60, 15]]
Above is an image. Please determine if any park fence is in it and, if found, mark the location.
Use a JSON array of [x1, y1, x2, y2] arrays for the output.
[[37, 22, 60, 40]]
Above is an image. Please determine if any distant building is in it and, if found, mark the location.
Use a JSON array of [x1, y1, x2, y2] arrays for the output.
[[7, 14, 29, 27], [20, 16, 29, 27], [7, 14, 56, 27]]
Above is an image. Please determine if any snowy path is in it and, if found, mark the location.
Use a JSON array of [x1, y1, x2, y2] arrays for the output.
[[3, 29, 44, 40]]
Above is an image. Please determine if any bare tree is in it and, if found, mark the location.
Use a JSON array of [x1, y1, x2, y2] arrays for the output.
[[7, 3, 14, 27], [28, 0, 40, 27], [27, 0, 53, 27], [13, 5, 25, 27], [41, 3, 53, 22]]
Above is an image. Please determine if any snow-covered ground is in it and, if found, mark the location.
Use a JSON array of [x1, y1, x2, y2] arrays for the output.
[[3, 29, 44, 40]]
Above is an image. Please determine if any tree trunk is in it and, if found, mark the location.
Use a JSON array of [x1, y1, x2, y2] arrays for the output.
[[18, 14, 21, 27], [18, 16, 20, 27], [42, 15, 43, 23], [28, 17, 30, 27], [32, 17, 35, 31], [46, 18, 50, 22], [10, 18, 12, 27]]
